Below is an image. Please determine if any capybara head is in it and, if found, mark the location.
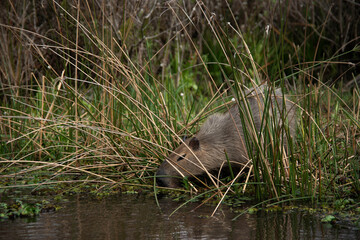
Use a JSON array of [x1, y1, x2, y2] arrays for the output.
[[156, 111, 248, 188], [156, 137, 204, 188]]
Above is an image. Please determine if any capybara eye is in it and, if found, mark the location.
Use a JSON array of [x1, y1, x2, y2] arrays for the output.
[[177, 154, 186, 161]]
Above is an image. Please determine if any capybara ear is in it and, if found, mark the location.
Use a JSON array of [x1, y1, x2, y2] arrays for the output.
[[189, 137, 200, 150]]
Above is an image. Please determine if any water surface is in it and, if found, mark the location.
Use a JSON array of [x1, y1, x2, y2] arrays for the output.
[[0, 194, 358, 240]]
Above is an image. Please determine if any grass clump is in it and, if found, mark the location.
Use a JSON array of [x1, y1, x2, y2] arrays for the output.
[[0, 0, 359, 213]]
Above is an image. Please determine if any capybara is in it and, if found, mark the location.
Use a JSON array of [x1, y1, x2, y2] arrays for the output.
[[156, 86, 295, 188]]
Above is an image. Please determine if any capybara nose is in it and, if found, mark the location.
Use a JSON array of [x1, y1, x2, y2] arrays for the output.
[[156, 168, 167, 187], [156, 168, 180, 188], [156, 177, 167, 187]]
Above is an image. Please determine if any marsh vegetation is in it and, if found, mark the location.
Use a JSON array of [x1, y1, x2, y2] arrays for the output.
[[0, 0, 359, 221]]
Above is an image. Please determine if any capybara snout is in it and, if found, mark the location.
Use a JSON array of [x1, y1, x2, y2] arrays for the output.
[[156, 167, 180, 188]]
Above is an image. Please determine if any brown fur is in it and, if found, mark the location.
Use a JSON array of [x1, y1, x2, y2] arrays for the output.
[[156, 86, 296, 188]]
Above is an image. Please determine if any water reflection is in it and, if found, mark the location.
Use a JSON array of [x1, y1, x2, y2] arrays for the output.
[[0, 195, 358, 240]]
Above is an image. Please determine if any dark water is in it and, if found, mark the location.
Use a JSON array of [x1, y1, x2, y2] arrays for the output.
[[0, 194, 358, 240]]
